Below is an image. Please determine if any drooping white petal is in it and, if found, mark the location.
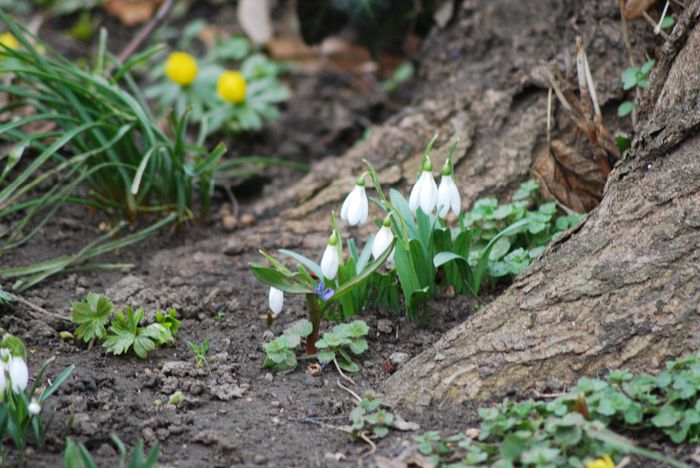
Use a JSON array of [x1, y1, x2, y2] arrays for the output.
[[371, 226, 394, 259], [408, 173, 421, 212], [359, 194, 368, 224], [417, 171, 438, 214], [437, 175, 460, 218], [320, 244, 339, 280], [268, 287, 284, 316], [0, 365, 6, 393], [340, 191, 352, 220], [449, 177, 461, 215], [8, 356, 28, 393], [28, 399, 41, 415]]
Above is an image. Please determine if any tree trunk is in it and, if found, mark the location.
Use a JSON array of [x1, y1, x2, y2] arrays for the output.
[[382, 3, 700, 409]]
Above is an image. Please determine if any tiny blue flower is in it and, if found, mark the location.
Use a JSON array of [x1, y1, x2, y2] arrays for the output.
[[313, 281, 335, 302]]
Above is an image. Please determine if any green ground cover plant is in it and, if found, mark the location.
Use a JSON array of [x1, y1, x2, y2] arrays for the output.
[[70, 292, 179, 359], [410, 351, 700, 467]]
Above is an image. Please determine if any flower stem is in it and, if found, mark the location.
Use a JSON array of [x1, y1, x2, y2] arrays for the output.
[[305, 294, 321, 355]]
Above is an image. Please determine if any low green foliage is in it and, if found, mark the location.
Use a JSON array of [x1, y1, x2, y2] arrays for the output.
[[316, 320, 369, 373], [0, 287, 15, 306], [64, 434, 159, 468], [185, 337, 210, 372], [618, 59, 655, 117], [263, 320, 313, 374], [350, 395, 395, 439], [412, 353, 700, 467], [70, 293, 178, 359], [155, 309, 181, 341], [103, 307, 172, 359], [71, 292, 114, 345]]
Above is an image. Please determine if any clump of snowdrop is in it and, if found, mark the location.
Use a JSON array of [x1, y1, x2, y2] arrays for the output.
[[340, 176, 369, 226], [321, 231, 341, 280], [409, 156, 438, 214], [0, 333, 74, 462], [437, 157, 461, 219]]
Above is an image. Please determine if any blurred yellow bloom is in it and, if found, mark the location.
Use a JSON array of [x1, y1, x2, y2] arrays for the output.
[[0, 32, 20, 51], [216, 71, 246, 104], [164, 51, 197, 86], [587, 455, 615, 468]]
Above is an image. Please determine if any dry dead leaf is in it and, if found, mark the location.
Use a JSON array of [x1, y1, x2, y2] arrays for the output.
[[532, 140, 606, 213], [237, 0, 273, 45], [624, 0, 657, 19], [103, 0, 160, 26], [392, 414, 420, 431]]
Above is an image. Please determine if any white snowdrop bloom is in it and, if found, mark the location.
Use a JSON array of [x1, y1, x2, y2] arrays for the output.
[[437, 170, 461, 219], [8, 356, 28, 393], [408, 159, 437, 214], [372, 218, 394, 260], [28, 398, 41, 415], [340, 179, 368, 226], [0, 364, 6, 393], [320, 232, 340, 280], [268, 287, 284, 317]]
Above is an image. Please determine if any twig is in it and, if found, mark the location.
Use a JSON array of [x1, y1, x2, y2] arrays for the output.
[[357, 431, 377, 456], [641, 11, 670, 40], [336, 378, 362, 403], [618, 0, 636, 67], [546, 87, 553, 146], [334, 358, 357, 387], [116, 0, 174, 64], [655, 1, 671, 34], [11, 294, 71, 322]]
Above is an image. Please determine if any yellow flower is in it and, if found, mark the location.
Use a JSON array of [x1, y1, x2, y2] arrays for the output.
[[164, 51, 197, 86], [216, 71, 246, 104], [587, 455, 615, 468], [0, 32, 20, 51]]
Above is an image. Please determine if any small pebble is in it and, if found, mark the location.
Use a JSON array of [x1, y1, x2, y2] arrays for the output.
[[222, 215, 238, 230], [390, 352, 410, 366]]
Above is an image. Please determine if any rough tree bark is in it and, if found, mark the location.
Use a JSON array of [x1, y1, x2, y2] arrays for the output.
[[382, 2, 700, 409]]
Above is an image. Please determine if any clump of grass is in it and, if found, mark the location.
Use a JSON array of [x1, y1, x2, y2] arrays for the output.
[[0, 12, 226, 289]]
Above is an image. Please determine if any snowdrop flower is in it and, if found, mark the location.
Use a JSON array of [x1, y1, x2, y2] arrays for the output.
[[8, 356, 28, 393], [28, 398, 41, 416], [320, 231, 340, 280], [340, 177, 368, 226], [268, 287, 284, 317], [408, 157, 437, 214], [372, 217, 394, 260], [0, 363, 5, 393], [437, 159, 461, 218]]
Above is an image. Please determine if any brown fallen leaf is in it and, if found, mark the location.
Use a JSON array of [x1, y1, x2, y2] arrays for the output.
[[103, 0, 160, 26], [624, 0, 657, 19], [532, 139, 606, 214], [237, 0, 273, 45]]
